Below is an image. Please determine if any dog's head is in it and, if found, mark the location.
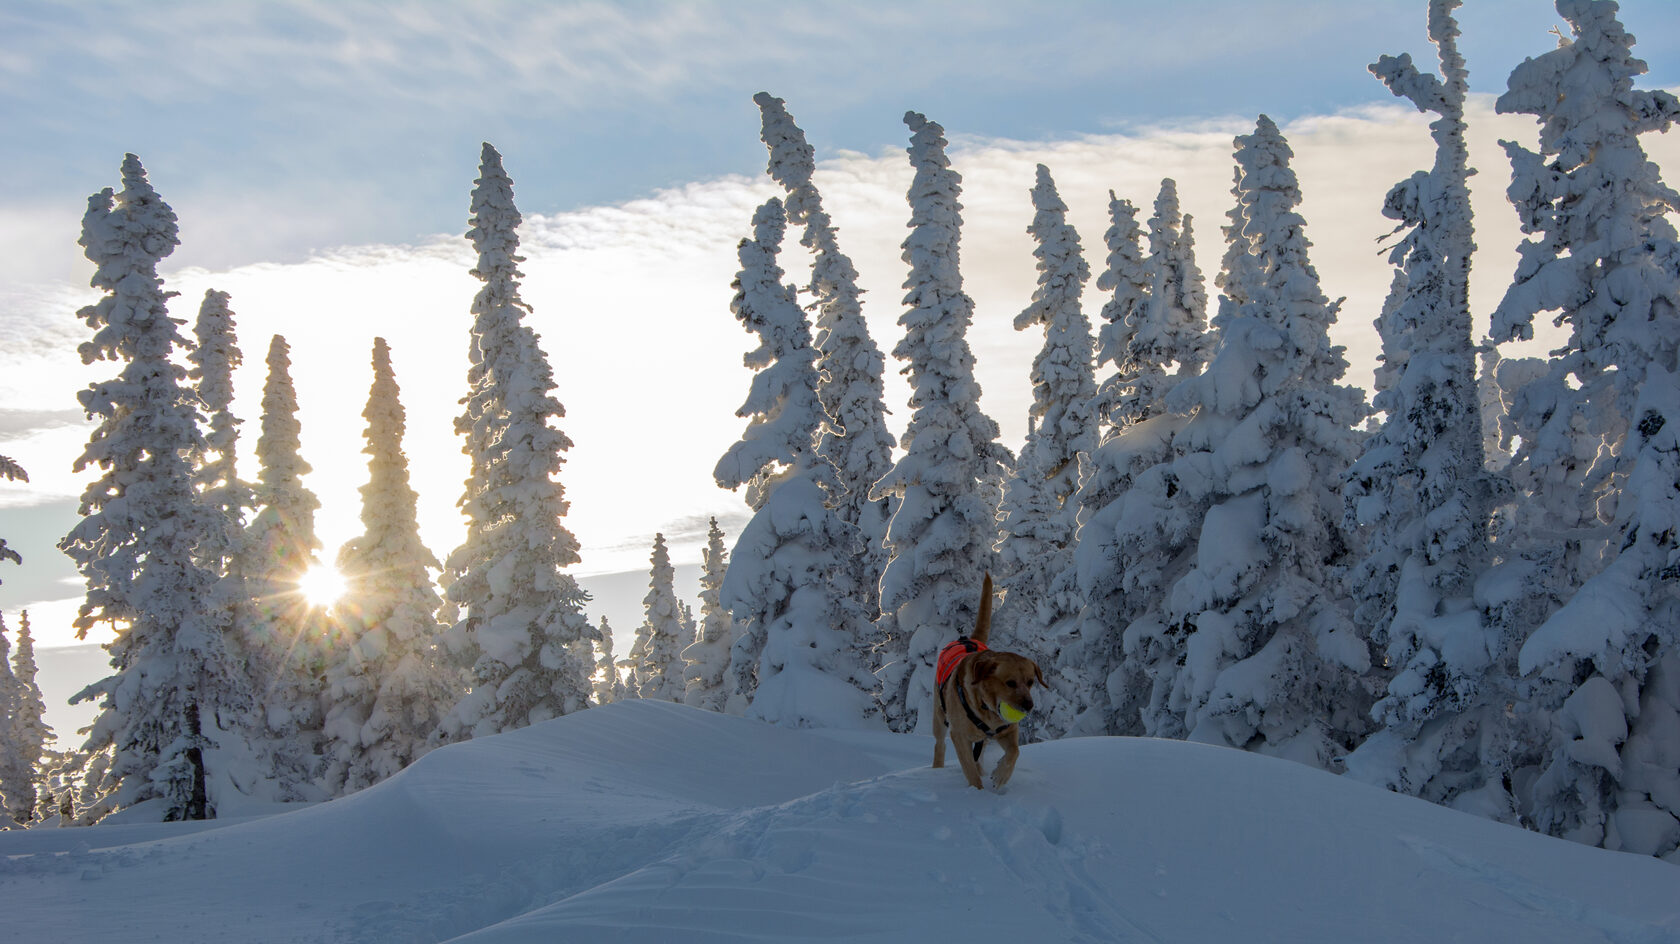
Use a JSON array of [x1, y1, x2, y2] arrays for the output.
[[971, 651, 1045, 721]]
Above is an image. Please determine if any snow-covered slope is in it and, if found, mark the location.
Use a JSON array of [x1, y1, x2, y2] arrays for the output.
[[3, 700, 1674, 943]]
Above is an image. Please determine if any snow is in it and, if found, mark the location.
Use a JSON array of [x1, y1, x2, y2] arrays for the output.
[[3, 699, 1673, 943]]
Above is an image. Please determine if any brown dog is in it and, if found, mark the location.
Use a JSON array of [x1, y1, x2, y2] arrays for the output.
[[932, 574, 1045, 790]]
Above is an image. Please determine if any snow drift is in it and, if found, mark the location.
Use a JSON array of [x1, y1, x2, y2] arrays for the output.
[[2, 699, 1674, 943]]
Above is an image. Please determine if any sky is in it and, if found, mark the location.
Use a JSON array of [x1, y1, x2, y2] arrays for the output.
[[3, 0, 1680, 667]]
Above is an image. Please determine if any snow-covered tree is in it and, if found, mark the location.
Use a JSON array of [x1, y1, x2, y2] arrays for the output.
[[322, 338, 453, 796], [715, 199, 877, 727], [1123, 179, 1211, 427], [1071, 179, 1215, 737], [1063, 190, 1156, 737], [6, 612, 49, 823], [995, 165, 1095, 738], [872, 112, 1013, 733], [188, 289, 252, 585], [438, 143, 599, 740], [683, 517, 736, 711], [755, 93, 897, 629], [1215, 164, 1266, 329], [60, 156, 255, 821], [592, 619, 618, 706], [243, 333, 327, 798], [1129, 118, 1369, 768], [630, 534, 689, 702], [0, 457, 24, 579], [1489, 0, 1680, 858], [0, 613, 29, 823], [1090, 191, 1150, 441], [1342, 0, 1517, 816]]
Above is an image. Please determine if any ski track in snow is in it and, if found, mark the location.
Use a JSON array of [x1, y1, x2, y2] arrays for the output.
[[3, 700, 1676, 944]]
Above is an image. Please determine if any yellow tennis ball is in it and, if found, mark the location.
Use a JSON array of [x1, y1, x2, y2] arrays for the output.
[[999, 702, 1028, 724]]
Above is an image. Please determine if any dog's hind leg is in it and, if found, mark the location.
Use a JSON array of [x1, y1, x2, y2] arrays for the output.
[[931, 692, 948, 769]]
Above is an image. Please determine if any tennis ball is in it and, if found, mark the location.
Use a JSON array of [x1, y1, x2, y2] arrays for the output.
[[999, 702, 1028, 724]]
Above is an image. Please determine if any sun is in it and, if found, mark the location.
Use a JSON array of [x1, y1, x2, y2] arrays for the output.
[[297, 564, 348, 608]]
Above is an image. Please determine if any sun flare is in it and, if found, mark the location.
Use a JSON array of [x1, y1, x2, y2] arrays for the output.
[[297, 564, 348, 608]]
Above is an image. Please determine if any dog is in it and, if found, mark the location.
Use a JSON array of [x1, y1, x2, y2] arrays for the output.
[[931, 574, 1045, 790]]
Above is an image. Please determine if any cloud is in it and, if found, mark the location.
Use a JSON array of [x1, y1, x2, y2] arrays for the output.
[[0, 408, 84, 438]]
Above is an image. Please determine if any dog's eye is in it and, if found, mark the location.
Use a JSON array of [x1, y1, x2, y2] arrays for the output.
[[1007, 680, 1017, 689]]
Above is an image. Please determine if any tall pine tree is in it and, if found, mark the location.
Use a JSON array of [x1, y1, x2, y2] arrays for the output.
[[8, 612, 49, 823], [188, 289, 252, 606], [755, 93, 897, 631], [243, 333, 327, 799], [631, 533, 688, 702], [997, 165, 1096, 739], [1492, 0, 1680, 858], [1124, 120, 1369, 766], [0, 457, 24, 579], [322, 338, 453, 795], [682, 518, 736, 711], [60, 156, 255, 821], [438, 143, 599, 740], [872, 113, 1012, 733], [0, 613, 31, 823], [1342, 0, 1516, 819], [1072, 179, 1212, 737], [715, 199, 877, 727]]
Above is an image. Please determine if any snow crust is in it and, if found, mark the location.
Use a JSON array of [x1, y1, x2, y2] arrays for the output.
[[4, 700, 1673, 943]]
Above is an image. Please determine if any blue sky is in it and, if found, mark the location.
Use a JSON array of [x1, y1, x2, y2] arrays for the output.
[[3, 0, 1680, 665], [5, 0, 1676, 281]]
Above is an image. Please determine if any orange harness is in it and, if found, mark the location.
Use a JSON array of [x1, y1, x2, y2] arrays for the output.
[[937, 637, 987, 687]]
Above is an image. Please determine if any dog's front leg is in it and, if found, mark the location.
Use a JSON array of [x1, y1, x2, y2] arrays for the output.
[[990, 726, 1021, 790], [954, 735, 986, 789]]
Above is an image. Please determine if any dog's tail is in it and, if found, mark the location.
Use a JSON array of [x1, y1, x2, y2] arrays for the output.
[[972, 573, 994, 645]]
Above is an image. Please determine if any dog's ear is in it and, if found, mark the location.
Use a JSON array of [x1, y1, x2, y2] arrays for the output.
[[972, 657, 996, 681], [1033, 661, 1045, 687]]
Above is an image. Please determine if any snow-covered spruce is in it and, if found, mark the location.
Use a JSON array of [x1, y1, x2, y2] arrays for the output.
[[1123, 179, 1210, 428], [59, 156, 257, 822], [630, 534, 690, 702], [242, 333, 328, 800], [321, 339, 455, 796], [3, 612, 49, 823], [715, 198, 876, 728], [755, 93, 897, 633], [1490, 0, 1680, 859], [1342, 0, 1515, 818], [0, 613, 29, 822], [1071, 178, 1212, 737], [1132, 117, 1369, 769], [439, 143, 600, 740], [591, 618, 618, 706], [1064, 189, 1154, 738], [185, 289, 262, 789], [996, 164, 1096, 739], [188, 289, 253, 600], [682, 517, 737, 711], [872, 112, 1012, 734], [1090, 190, 1150, 442], [0, 456, 24, 577]]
